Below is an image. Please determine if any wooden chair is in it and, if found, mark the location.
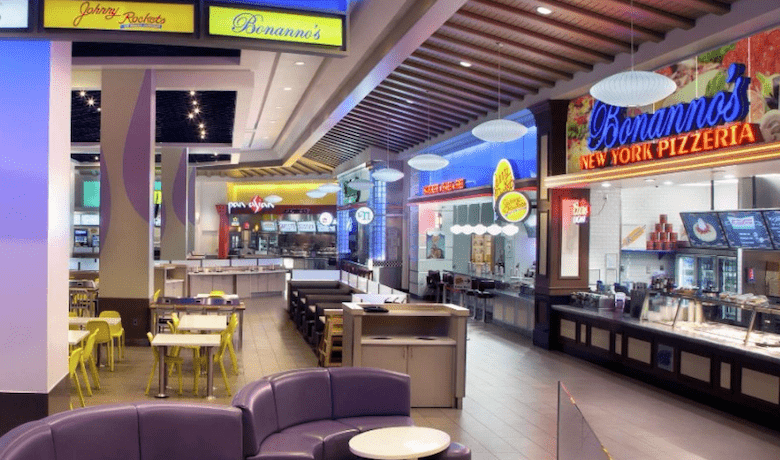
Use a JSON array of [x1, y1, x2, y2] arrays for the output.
[[318, 313, 343, 367]]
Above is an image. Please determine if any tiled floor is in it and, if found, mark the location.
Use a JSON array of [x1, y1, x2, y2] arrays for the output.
[[79, 296, 780, 460]]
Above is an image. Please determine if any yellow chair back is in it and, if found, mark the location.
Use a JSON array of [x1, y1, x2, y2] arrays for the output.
[[83, 330, 97, 358], [153, 289, 161, 303], [69, 348, 82, 375], [86, 320, 111, 343]]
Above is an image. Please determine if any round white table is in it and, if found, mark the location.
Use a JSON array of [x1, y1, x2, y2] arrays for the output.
[[349, 426, 451, 460]]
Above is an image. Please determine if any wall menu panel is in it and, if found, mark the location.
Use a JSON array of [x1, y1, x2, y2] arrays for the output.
[[680, 212, 730, 249], [44, 0, 195, 33], [0, 0, 29, 28], [718, 211, 773, 249], [762, 211, 780, 250], [208, 5, 344, 47]]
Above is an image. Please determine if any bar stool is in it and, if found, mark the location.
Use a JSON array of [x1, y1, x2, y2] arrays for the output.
[[476, 280, 496, 323], [441, 272, 455, 303], [425, 271, 441, 302]]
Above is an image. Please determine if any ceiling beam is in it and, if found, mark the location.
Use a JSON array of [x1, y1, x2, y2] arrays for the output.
[[672, 0, 730, 15], [455, 10, 614, 63], [330, 123, 414, 151], [348, 107, 438, 139], [429, 34, 573, 81], [359, 98, 453, 131], [387, 73, 496, 111], [373, 84, 481, 120], [407, 52, 539, 93], [364, 93, 469, 126], [596, 0, 695, 30], [341, 112, 429, 144], [440, 22, 592, 72], [399, 60, 524, 100]]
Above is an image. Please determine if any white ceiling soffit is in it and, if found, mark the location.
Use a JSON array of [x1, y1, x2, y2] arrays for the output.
[[228, 0, 471, 168]]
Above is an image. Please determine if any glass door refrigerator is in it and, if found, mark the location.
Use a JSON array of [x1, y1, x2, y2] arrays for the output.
[[676, 255, 696, 287], [718, 257, 738, 293], [698, 256, 717, 291]]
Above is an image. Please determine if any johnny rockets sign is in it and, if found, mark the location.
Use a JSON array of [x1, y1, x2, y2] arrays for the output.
[[580, 64, 762, 170], [43, 0, 194, 33]]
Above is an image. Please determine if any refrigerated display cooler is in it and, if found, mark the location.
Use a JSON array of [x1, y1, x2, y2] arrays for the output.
[[675, 251, 738, 293]]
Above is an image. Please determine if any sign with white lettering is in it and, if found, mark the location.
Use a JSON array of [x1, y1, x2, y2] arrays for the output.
[[227, 196, 275, 214]]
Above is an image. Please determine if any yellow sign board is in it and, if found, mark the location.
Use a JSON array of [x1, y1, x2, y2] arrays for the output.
[[209, 6, 344, 47], [497, 191, 530, 223], [492, 159, 514, 207], [44, 0, 194, 33]]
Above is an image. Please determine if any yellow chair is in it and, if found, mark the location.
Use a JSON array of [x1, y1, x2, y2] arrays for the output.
[[167, 314, 201, 393], [226, 313, 239, 375], [68, 311, 81, 331], [194, 330, 232, 397], [153, 288, 161, 303], [99, 311, 125, 360], [69, 311, 78, 317], [69, 348, 85, 409], [144, 332, 183, 396], [80, 330, 101, 393], [86, 320, 114, 371]]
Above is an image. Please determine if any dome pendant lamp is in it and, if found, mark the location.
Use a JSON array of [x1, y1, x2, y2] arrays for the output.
[[590, 0, 676, 107], [408, 93, 449, 171], [372, 117, 405, 182], [472, 42, 527, 143]]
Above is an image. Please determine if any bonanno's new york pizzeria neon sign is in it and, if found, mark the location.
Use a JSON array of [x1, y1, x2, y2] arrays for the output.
[[580, 64, 762, 170]]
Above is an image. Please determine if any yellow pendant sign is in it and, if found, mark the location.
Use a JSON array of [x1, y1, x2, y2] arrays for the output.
[[44, 0, 194, 33], [208, 6, 344, 47], [497, 191, 530, 223]]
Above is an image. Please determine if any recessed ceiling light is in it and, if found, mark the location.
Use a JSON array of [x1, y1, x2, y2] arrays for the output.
[[601, 182, 611, 188], [294, 61, 305, 66], [644, 178, 656, 182], [188, 113, 195, 119], [536, 6, 552, 15], [263, 136, 269, 139], [276, 106, 282, 109], [192, 100, 198, 105], [270, 120, 277, 124], [194, 108, 200, 114], [189, 90, 196, 96], [459, 61, 472, 68], [663, 181, 673, 185], [97, 108, 101, 112], [87, 98, 95, 106], [199, 123, 205, 129], [79, 90, 86, 97], [283, 87, 292, 91], [94, 156, 99, 161]]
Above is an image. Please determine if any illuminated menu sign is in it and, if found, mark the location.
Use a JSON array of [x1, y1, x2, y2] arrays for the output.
[[423, 178, 465, 195], [0, 0, 29, 28], [44, 0, 195, 33], [260, 221, 277, 232], [208, 5, 344, 47], [680, 212, 729, 249], [297, 221, 316, 233], [580, 64, 760, 171], [278, 220, 297, 233], [718, 211, 772, 249]]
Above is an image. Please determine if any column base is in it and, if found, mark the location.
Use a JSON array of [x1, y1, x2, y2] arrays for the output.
[[0, 373, 69, 436]]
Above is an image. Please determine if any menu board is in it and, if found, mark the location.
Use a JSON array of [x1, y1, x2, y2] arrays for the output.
[[261, 221, 277, 232], [278, 221, 297, 233], [81, 214, 100, 226], [297, 221, 316, 233], [680, 212, 729, 249], [761, 211, 780, 249], [316, 222, 335, 232], [718, 211, 773, 249]]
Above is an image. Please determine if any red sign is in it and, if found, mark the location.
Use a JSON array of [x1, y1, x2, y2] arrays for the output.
[[572, 199, 590, 224], [579, 122, 760, 170], [423, 178, 465, 195]]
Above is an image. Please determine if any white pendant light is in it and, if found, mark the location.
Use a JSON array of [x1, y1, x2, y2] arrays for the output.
[[373, 117, 404, 183], [318, 183, 341, 193], [590, 0, 676, 107], [264, 195, 282, 204], [474, 224, 487, 235], [408, 153, 449, 171], [372, 167, 404, 182], [348, 179, 373, 191], [502, 224, 520, 236], [472, 42, 527, 143], [487, 224, 503, 235], [408, 95, 449, 171], [306, 189, 327, 199], [450, 224, 463, 235], [462, 224, 474, 235]]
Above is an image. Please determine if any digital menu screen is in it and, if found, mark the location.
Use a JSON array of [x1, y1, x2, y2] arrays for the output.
[[316, 222, 335, 232], [261, 221, 277, 232], [680, 212, 730, 249], [761, 210, 780, 249], [718, 211, 773, 249], [297, 221, 316, 233], [278, 221, 297, 233]]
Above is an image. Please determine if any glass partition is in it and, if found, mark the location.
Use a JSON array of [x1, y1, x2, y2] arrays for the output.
[[557, 382, 612, 460]]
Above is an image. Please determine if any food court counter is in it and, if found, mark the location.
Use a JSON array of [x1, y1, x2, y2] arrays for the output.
[[188, 269, 287, 298], [492, 289, 535, 336], [551, 304, 780, 428]]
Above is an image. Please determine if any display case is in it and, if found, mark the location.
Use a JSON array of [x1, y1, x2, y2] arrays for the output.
[[641, 290, 780, 351]]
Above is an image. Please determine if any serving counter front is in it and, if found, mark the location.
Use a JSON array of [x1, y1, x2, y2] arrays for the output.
[[188, 269, 287, 297], [552, 304, 780, 428]]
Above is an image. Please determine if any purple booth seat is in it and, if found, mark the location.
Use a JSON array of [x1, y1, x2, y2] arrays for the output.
[[233, 368, 462, 460], [0, 403, 243, 460]]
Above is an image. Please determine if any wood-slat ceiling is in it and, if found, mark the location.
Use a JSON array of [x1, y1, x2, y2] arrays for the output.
[[302, 0, 735, 168], [201, 157, 334, 178]]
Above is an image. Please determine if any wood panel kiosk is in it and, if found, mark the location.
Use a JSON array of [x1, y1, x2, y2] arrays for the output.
[[342, 302, 468, 408]]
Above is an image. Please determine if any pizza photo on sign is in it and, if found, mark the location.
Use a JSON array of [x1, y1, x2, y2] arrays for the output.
[[692, 218, 718, 242]]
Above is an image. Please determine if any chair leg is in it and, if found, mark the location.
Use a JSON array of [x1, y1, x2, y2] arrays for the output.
[[88, 356, 101, 390], [219, 360, 232, 396], [108, 342, 114, 372], [193, 350, 201, 396], [176, 362, 183, 395], [79, 360, 93, 396], [227, 340, 238, 375], [145, 356, 158, 395], [72, 373, 85, 408]]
